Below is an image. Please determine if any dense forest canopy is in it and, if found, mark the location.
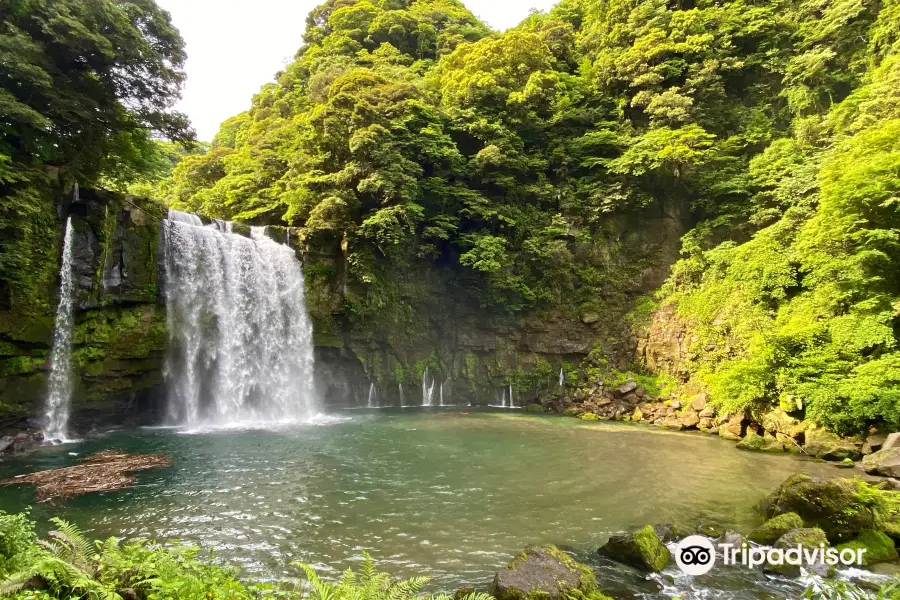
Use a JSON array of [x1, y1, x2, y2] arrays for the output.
[[2, 0, 900, 434]]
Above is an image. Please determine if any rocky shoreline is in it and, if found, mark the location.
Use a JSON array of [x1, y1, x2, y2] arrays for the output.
[[537, 376, 900, 486], [485, 473, 900, 599]]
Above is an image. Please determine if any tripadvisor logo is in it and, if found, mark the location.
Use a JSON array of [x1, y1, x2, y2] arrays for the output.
[[674, 536, 866, 576]]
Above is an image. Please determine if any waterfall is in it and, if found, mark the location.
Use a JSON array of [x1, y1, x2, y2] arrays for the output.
[[421, 367, 435, 406], [162, 210, 318, 428], [439, 381, 444, 406], [43, 215, 77, 442], [399, 383, 405, 407], [559, 368, 565, 387], [508, 384, 514, 408], [367, 383, 376, 408]]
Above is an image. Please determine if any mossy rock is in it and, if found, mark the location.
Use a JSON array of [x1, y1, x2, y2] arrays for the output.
[[579, 413, 608, 421], [836, 458, 855, 468], [760, 474, 880, 543], [803, 426, 862, 461], [524, 403, 545, 413], [836, 530, 899, 566], [748, 512, 804, 545], [490, 545, 607, 600], [737, 432, 785, 452], [599, 525, 670, 572], [767, 527, 834, 577]]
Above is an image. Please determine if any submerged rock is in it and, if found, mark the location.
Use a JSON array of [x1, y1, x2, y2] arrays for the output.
[[748, 512, 804, 545], [599, 525, 671, 572], [760, 474, 878, 543], [836, 530, 899, 566], [490, 545, 609, 600]]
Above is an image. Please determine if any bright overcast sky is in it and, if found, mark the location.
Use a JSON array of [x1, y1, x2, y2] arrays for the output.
[[156, 0, 558, 141]]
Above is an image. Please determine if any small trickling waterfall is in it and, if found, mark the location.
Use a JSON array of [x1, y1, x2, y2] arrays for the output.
[[43, 214, 77, 442], [162, 210, 318, 428], [508, 384, 515, 408], [559, 368, 565, 388], [421, 367, 435, 406], [367, 383, 376, 408], [398, 383, 405, 407]]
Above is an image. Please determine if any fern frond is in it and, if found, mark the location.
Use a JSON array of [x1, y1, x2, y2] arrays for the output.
[[387, 575, 430, 600]]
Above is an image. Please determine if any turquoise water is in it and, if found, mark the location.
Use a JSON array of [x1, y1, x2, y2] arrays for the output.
[[0, 410, 845, 598]]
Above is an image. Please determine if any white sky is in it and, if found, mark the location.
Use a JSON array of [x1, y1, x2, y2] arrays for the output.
[[157, 0, 558, 141]]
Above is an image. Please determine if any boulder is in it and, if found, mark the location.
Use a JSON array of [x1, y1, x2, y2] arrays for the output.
[[698, 417, 715, 431], [760, 474, 878, 543], [835, 458, 855, 468], [748, 512, 804, 545], [766, 528, 833, 577], [863, 429, 889, 454], [883, 432, 900, 451], [662, 416, 684, 431], [862, 447, 900, 478], [718, 530, 747, 548], [699, 406, 715, 418], [632, 407, 644, 422], [491, 545, 608, 600], [679, 409, 700, 429], [835, 530, 899, 566], [761, 409, 799, 437], [599, 525, 671, 572], [623, 393, 640, 404], [652, 523, 685, 543], [719, 414, 744, 441], [581, 312, 601, 325], [690, 393, 708, 411], [0, 435, 14, 453], [803, 426, 862, 461], [616, 380, 638, 396]]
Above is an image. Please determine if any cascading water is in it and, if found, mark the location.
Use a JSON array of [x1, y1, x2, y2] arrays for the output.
[[367, 383, 376, 408], [421, 367, 435, 406], [43, 215, 77, 442], [398, 383, 405, 407], [559, 368, 565, 388], [162, 210, 318, 428]]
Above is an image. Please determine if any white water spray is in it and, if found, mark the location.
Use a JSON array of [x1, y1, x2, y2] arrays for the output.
[[163, 210, 318, 428], [422, 367, 435, 406], [399, 383, 405, 407], [559, 368, 565, 387], [367, 383, 376, 408], [43, 215, 77, 442]]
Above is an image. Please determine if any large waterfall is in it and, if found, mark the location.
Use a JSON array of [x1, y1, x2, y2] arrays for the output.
[[162, 210, 318, 428], [43, 215, 77, 442]]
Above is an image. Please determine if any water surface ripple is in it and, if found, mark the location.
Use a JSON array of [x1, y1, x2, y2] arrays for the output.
[[0, 411, 845, 598]]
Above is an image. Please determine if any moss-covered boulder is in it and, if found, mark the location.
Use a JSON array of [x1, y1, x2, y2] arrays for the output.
[[836, 530, 899, 566], [599, 525, 670, 572], [736, 433, 784, 452], [760, 474, 879, 542], [803, 426, 862, 461], [748, 512, 804, 545], [766, 528, 833, 577], [490, 545, 609, 600]]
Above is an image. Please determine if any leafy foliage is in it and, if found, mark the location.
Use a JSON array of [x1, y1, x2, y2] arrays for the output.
[[0, 511, 497, 600]]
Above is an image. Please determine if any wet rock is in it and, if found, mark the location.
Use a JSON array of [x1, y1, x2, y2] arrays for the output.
[[760, 474, 878, 543], [766, 528, 834, 577], [0, 435, 14, 453], [748, 512, 804, 545], [599, 525, 671, 572], [696, 522, 725, 538], [835, 530, 898, 566], [835, 458, 855, 468], [872, 563, 900, 576], [862, 447, 900, 478], [652, 523, 685, 543], [581, 312, 601, 325], [690, 393, 707, 411], [491, 545, 606, 600], [662, 416, 683, 431], [698, 417, 715, 431], [803, 426, 862, 461], [718, 530, 746, 548]]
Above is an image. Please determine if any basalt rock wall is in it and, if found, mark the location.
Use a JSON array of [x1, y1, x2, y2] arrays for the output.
[[0, 185, 692, 426]]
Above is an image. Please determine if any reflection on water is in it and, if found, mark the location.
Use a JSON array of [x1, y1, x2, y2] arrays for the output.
[[0, 410, 844, 597]]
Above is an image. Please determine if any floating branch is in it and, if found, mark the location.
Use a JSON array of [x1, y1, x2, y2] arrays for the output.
[[0, 449, 172, 503]]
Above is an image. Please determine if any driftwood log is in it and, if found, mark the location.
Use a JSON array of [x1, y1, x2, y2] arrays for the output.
[[0, 449, 172, 503]]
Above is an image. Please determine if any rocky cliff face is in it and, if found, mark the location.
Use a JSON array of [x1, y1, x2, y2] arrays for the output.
[[0, 186, 692, 426], [0, 185, 168, 427]]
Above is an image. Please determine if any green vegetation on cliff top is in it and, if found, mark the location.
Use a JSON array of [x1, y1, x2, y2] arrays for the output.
[[3, 0, 900, 434]]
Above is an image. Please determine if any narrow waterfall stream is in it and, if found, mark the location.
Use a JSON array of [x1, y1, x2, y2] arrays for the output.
[[162, 210, 318, 429], [42, 215, 77, 442]]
